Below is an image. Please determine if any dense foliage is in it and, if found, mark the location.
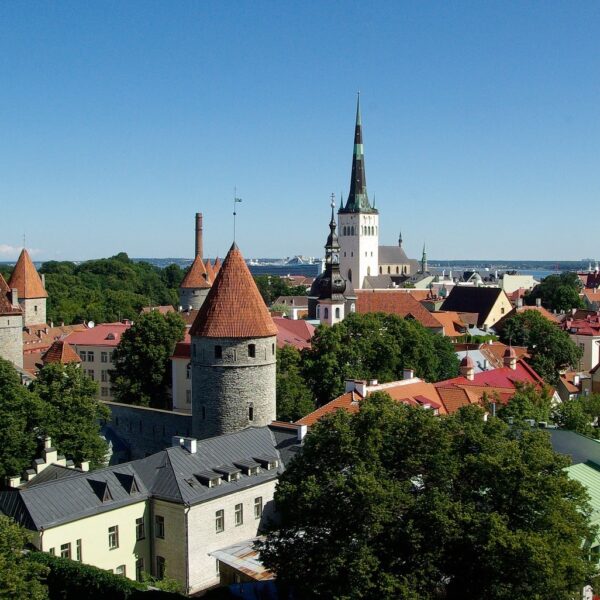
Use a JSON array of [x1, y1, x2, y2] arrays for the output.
[[260, 393, 596, 600], [0, 518, 48, 600], [525, 271, 584, 312], [553, 394, 600, 438], [254, 275, 308, 305], [495, 382, 554, 424], [0, 359, 108, 479], [276, 345, 315, 421], [300, 312, 460, 404], [111, 311, 186, 408], [498, 310, 582, 385]]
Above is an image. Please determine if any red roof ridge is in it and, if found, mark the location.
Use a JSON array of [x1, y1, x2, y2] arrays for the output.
[[190, 243, 278, 339], [8, 248, 48, 298]]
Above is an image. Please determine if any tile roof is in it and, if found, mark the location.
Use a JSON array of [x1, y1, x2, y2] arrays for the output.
[[441, 286, 504, 327], [65, 322, 132, 347], [272, 317, 315, 350], [22, 323, 87, 355], [180, 255, 212, 289], [273, 296, 309, 307], [0, 274, 22, 316], [296, 391, 362, 426], [431, 311, 467, 337], [515, 305, 559, 323], [437, 359, 543, 390], [42, 340, 81, 365], [172, 333, 191, 359], [355, 290, 442, 329], [7, 249, 48, 299], [563, 313, 600, 337], [190, 243, 278, 339]]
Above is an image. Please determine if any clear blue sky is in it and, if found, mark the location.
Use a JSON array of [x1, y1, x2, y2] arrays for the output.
[[1, 2, 599, 262]]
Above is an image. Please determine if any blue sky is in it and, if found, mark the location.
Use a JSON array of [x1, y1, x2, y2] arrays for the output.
[[1, 2, 599, 262]]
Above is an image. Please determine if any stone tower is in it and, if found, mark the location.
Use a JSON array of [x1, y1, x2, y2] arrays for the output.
[[338, 94, 379, 289], [179, 213, 212, 310], [8, 248, 47, 326], [0, 274, 24, 368], [308, 196, 348, 326], [190, 243, 277, 439]]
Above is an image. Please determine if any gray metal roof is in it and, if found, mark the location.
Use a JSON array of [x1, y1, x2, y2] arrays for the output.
[[20, 464, 83, 489], [0, 426, 299, 531]]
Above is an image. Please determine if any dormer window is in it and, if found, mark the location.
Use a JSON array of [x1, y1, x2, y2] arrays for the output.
[[195, 471, 223, 488], [234, 459, 261, 476], [254, 456, 279, 470], [214, 465, 242, 482]]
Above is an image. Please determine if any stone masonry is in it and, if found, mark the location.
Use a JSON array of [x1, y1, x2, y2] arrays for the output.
[[0, 314, 24, 368], [179, 287, 210, 311], [191, 335, 276, 439]]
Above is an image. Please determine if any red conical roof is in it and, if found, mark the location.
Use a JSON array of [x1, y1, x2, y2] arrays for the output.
[[204, 259, 216, 283], [8, 249, 48, 299], [190, 243, 277, 338], [42, 340, 81, 365], [180, 255, 211, 289]]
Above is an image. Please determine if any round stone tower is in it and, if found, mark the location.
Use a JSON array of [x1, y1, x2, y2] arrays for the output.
[[0, 274, 24, 368], [190, 242, 277, 439]]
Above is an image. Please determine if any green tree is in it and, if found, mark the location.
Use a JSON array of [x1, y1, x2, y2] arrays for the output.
[[301, 312, 459, 404], [276, 345, 316, 421], [31, 363, 110, 468], [260, 393, 596, 600], [498, 310, 582, 385], [254, 275, 308, 306], [0, 517, 48, 599], [111, 311, 186, 408], [496, 382, 553, 423], [0, 359, 45, 480], [525, 272, 584, 312]]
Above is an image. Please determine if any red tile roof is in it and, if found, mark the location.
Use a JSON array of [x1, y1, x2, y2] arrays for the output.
[[22, 323, 86, 354], [296, 391, 362, 426], [563, 313, 600, 337], [42, 340, 81, 365], [355, 290, 442, 329], [431, 311, 467, 337], [0, 274, 22, 316], [65, 322, 131, 347], [180, 255, 211, 289], [438, 359, 543, 390], [204, 259, 216, 282], [272, 317, 315, 350], [190, 243, 278, 339], [8, 249, 48, 299]]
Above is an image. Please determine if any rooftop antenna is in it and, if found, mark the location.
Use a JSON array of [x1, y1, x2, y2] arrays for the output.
[[232, 187, 243, 242]]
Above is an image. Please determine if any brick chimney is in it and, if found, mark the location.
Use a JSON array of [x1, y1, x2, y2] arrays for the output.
[[195, 213, 203, 259], [460, 356, 475, 381]]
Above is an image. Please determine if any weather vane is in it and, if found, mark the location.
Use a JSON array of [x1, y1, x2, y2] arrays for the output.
[[330, 192, 335, 209], [233, 187, 242, 242]]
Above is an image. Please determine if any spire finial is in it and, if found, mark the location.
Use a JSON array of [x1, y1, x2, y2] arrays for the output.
[[398, 231, 403, 247], [355, 90, 361, 126], [232, 187, 242, 242]]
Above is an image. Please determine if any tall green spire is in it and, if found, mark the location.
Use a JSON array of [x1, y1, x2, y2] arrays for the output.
[[340, 93, 376, 214]]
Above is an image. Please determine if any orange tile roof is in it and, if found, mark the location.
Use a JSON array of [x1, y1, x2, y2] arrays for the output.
[[180, 255, 211, 289], [296, 391, 362, 426], [42, 340, 82, 365], [430, 311, 467, 337], [22, 323, 86, 353], [516, 305, 559, 323], [190, 243, 278, 339], [436, 387, 477, 414], [0, 273, 22, 315], [213, 257, 222, 272], [7, 249, 48, 298], [355, 290, 442, 329]]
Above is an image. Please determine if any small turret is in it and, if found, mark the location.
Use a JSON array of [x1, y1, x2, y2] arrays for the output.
[[460, 355, 475, 381]]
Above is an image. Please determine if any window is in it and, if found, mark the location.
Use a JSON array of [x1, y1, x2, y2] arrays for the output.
[[136, 558, 144, 582], [34, 304, 38, 313], [248, 403, 254, 422], [335, 307, 340, 319], [235, 503, 244, 526], [185, 390, 191, 405], [201, 406, 206, 420], [136, 517, 145, 541], [215, 345, 222, 359], [156, 556, 166, 579], [87, 351, 95, 362], [87, 369, 95, 380], [80, 352, 86, 362], [248, 343, 256, 358], [49, 548, 55, 556], [101, 351, 108, 363], [60, 543, 71, 559], [323, 307, 329, 319], [155, 515, 165, 539], [108, 525, 119, 549], [186, 362, 191, 380], [254, 497, 263, 519], [76, 539, 82, 561], [215, 509, 224, 533], [316, 305, 320, 318], [115, 565, 126, 577], [272, 343, 275, 355], [101, 370, 108, 382]]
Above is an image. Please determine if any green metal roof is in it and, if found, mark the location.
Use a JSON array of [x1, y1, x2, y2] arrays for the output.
[[566, 461, 600, 524]]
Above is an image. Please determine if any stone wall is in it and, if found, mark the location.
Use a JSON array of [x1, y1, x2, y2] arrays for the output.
[[21, 297, 46, 327], [179, 287, 209, 311], [0, 314, 23, 368], [191, 336, 276, 439], [103, 401, 193, 460]]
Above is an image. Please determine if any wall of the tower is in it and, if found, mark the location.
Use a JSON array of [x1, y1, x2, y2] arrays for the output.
[[179, 288, 210, 311], [0, 314, 24, 368], [316, 300, 345, 326], [338, 212, 379, 289], [20, 298, 46, 326], [191, 335, 276, 439]]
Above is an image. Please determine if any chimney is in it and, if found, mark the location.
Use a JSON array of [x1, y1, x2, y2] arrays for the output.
[[6, 475, 21, 488], [517, 297, 523, 308], [41, 274, 46, 288], [195, 213, 203, 259], [297, 424, 308, 442], [403, 368, 415, 380], [460, 357, 475, 381], [10, 288, 19, 306], [172, 436, 197, 454], [536, 298, 542, 307], [574, 374, 581, 387], [80, 461, 90, 472]]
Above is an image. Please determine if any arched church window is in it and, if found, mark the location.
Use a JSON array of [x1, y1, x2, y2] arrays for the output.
[[350, 303, 355, 313], [351, 226, 354, 235], [316, 305, 320, 318], [324, 307, 329, 319], [348, 269, 352, 282], [248, 403, 254, 422], [248, 344, 256, 358], [335, 307, 340, 319], [396, 266, 399, 274], [367, 266, 371, 276], [387, 266, 391, 274], [186, 363, 191, 380], [379, 266, 382, 274]]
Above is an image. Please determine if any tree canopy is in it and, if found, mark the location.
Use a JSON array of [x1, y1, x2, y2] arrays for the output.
[[498, 310, 582, 385], [525, 272, 584, 312], [111, 311, 186, 408], [260, 393, 596, 600], [300, 312, 459, 404], [276, 345, 315, 421]]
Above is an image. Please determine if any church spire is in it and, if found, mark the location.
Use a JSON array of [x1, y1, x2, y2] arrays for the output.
[[341, 93, 376, 214], [420, 243, 428, 274], [399, 231, 403, 247]]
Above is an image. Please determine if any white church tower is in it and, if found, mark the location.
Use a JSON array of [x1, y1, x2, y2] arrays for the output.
[[338, 94, 379, 289]]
